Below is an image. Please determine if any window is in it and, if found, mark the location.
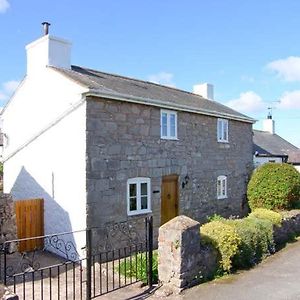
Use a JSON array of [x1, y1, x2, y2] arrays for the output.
[[127, 178, 151, 215], [161, 110, 177, 139], [217, 118, 228, 142], [217, 175, 227, 199]]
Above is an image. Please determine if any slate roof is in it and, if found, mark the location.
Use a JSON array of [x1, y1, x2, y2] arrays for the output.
[[253, 129, 300, 163], [51, 65, 254, 123]]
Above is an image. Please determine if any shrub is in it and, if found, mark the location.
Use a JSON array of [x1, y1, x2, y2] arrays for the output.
[[229, 217, 275, 269], [206, 213, 225, 222], [248, 208, 282, 226], [201, 221, 241, 273], [247, 163, 300, 210], [118, 250, 158, 283]]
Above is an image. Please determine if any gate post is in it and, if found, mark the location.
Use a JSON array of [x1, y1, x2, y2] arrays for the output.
[[86, 229, 92, 300], [147, 216, 153, 288], [3, 246, 7, 286]]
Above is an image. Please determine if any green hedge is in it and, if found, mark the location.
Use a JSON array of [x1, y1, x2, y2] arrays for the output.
[[247, 163, 300, 210], [201, 209, 279, 273], [230, 217, 275, 269], [248, 208, 282, 226], [201, 221, 241, 272]]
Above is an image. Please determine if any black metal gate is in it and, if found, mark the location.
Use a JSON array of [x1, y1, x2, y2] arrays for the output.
[[0, 216, 153, 300]]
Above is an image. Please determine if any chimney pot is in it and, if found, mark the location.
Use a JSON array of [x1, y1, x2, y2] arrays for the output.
[[42, 22, 51, 35]]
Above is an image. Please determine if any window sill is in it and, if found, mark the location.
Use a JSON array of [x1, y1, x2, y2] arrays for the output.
[[127, 209, 152, 216], [161, 136, 179, 141], [217, 196, 227, 200], [217, 140, 229, 143]]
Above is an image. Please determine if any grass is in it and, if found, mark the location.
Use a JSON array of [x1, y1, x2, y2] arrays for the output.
[[118, 250, 158, 284]]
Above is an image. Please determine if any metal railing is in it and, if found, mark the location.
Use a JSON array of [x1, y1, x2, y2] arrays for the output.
[[0, 216, 154, 300]]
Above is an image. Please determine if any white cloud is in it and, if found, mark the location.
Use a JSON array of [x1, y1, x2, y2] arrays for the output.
[[225, 91, 266, 114], [267, 56, 300, 82], [278, 90, 300, 109], [0, 0, 9, 13], [147, 72, 176, 87], [0, 80, 20, 102]]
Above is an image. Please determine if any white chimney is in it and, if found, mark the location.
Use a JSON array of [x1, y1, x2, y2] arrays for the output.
[[26, 23, 71, 76], [263, 114, 275, 134], [193, 83, 214, 100]]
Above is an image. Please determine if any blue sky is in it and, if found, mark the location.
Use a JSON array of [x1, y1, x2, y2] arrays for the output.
[[1, 0, 300, 146]]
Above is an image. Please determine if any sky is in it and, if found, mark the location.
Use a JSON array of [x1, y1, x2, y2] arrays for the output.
[[1, 0, 300, 146]]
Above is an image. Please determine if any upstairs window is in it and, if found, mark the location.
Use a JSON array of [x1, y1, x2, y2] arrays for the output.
[[127, 178, 151, 216], [217, 118, 228, 142], [161, 110, 177, 139], [217, 175, 227, 199]]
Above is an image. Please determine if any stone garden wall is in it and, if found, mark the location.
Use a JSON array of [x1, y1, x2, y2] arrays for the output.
[[158, 212, 300, 293], [0, 194, 18, 299], [0, 193, 17, 244]]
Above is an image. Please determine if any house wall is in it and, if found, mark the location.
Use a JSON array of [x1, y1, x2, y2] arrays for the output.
[[294, 165, 300, 173], [2, 69, 87, 255], [253, 156, 283, 168], [86, 97, 253, 239]]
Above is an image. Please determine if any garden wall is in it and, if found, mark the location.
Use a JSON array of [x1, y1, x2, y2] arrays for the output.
[[158, 211, 300, 293], [0, 193, 17, 244]]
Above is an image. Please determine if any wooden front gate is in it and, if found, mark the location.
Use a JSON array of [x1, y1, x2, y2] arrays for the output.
[[14, 198, 44, 252]]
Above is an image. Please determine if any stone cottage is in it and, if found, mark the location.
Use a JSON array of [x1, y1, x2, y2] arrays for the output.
[[1, 26, 254, 249]]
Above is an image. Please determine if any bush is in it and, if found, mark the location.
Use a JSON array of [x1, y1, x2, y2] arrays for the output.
[[247, 163, 300, 210], [201, 221, 241, 273], [248, 208, 282, 226], [206, 213, 226, 222], [118, 250, 158, 284], [229, 217, 275, 269]]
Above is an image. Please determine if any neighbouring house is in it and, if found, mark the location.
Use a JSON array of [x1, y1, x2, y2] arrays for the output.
[[253, 114, 300, 171], [1, 25, 254, 251]]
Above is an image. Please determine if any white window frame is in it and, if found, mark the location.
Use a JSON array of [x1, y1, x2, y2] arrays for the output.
[[217, 175, 227, 199], [160, 109, 178, 140], [217, 118, 229, 143], [127, 177, 151, 216]]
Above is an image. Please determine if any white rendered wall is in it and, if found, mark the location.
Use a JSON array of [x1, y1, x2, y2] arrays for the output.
[[2, 68, 88, 255], [294, 165, 300, 173], [253, 156, 283, 168]]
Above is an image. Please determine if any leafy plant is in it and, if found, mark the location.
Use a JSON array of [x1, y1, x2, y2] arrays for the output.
[[247, 163, 300, 210], [201, 221, 241, 273], [206, 213, 225, 222], [118, 250, 158, 284], [229, 217, 275, 268], [248, 208, 282, 226]]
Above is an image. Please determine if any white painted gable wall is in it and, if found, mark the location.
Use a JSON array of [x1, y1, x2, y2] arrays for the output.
[[2, 67, 88, 254]]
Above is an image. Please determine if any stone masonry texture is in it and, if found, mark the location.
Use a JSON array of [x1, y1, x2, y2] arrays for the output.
[[158, 215, 202, 291], [85, 97, 253, 238], [0, 193, 17, 244]]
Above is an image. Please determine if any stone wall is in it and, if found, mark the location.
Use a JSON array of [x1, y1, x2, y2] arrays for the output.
[[274, 210, 300, 245], [85, 97, 253, 236], [158, 216, 202, 292], [0, 193, 17, 244], [158, 212, 300, 293]]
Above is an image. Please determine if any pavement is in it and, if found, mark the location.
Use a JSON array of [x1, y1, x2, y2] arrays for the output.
[[152, 238, 300, 300]]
